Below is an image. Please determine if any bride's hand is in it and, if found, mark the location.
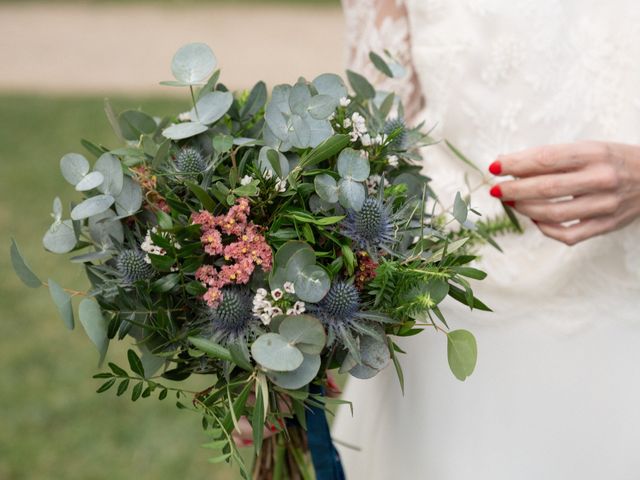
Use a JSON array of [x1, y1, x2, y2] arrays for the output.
[[488, 141, 640, 245]]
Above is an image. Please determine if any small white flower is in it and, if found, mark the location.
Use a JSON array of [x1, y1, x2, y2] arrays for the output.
[[178, 111, 191, 122], [271, 307, 283, 317], [374, 134, 383, 145], [263, 169, 274, 180], [360, 134, 372, 146], [271, 288, 284, 301], [286, 308, 295, 315], [339, 97, 351, 107], [343, 118, 352, 128], [283, 281, 295, 294], [293, 301, 306, 314], [256, 288, 268, 298], [240, 175, 253, 186], [140, 228, 166, 263], [388, 155, 399, 167], [274, 178, 287, 193], [259, 313, 272, 326]]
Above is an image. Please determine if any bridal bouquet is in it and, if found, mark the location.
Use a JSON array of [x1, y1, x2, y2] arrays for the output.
[[10, 43, 503, 479]]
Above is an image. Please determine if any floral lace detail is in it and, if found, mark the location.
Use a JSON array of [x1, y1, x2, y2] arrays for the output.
[[341, 0, 424, 120], [343, 0, 640, 328]]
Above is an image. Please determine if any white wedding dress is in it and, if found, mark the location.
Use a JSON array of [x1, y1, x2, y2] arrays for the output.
[[334, 1, 640, 479]]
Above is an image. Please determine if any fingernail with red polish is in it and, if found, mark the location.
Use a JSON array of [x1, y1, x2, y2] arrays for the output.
[[504, 200, 516, 207], [488, 160, 502, 175], [269, 424, 277, 432], [242, 439, 253, 446], [489, 185, 503, 198]]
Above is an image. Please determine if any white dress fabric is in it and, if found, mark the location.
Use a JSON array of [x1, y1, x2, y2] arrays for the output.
[[334, 1, 640, 479]]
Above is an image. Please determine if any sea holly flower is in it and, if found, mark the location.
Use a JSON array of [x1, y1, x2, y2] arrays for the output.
[[308, 280, 384, 350], [340, 196, 403, 258], [116, 249, 156, 283], [175, 147, 207, 174], [199, 287, 261, 345]]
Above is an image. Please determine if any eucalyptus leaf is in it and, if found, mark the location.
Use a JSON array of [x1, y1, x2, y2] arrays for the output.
[[43, 220, 76, 254], [70, 194, 114, 220], [60, 153, 90, 186], [289, 82, 312, 116], [114, 177, 143, 217], [240, 81, 267, 119], [453, 192, 468, 224], [312, 73, 348, 101], [258, 147, 288, 178], [307, 94, 338, 120], [188, 336, 233, 362], [191, 91, 233, 125], [314, 174, 339, 204], [337, 148, 370, 181], [170, 43, 217, 85], [75, 171, 104, 192], [447, 329, 477, 381], [338, 178, 365, 211], [287, 114, 311, 148], [70, 251, 112, 264], [89, 209, 124, 247], [94, 153, 124, 196], [48, 278, 74, 330], [251, 333, 303, 372], [264, 103, 289, 140], [302, 114, 333, 147], [293, 265, 330, 303], [9, 238, 40, 288], [162, 121, 208, 140], [284, 247, 316, 281], [274, 241, 315, 269], [118, 110, 157, 140], [369, 51, 394, 77], [346, 70, 375, 99], [268, 353, 321, 390], [79, 298, 109, 365], [279, 315, 326, 355]]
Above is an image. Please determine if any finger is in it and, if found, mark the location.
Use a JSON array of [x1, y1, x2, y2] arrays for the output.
[[513, 194, 621, 223], [491, 166, 619, 200], [489, 142, 607, 177], [535, 216, 618, 246]]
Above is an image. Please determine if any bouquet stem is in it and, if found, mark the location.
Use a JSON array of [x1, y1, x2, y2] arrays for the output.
[[252, 427, 313, 480]]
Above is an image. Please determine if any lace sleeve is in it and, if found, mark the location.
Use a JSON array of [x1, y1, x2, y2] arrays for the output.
[[341, 0, 425, 121]]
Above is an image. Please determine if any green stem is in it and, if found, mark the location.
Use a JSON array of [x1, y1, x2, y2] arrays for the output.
[[190, 85, 199, 121]]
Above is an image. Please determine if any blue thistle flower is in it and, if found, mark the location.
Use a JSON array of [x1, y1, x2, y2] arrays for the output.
[[340, 196, 399, 258], [200, 287, 260, 346], [309, 281, 386, 356], [116, 249, 156, 283], [384, 117, 408, 150], [175, 147, 207, 174]]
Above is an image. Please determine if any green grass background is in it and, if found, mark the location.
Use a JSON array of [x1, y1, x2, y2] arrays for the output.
[[0, 94, 250, 479]]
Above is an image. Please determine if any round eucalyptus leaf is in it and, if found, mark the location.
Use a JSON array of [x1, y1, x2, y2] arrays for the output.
[[43, 220, 76, 254], [118, 110, 157, 140], [265, 103, 289, 140], [314, 174, 339, 204], [279, 315, 326, 354], [79, 298, 109, 364], [162, 121, 208, 140], [70, 195, 115, 220], [289, 82, 312, 116], [447, 329, 477, 381], [251, 333, 304, 372], [270, 84, 292, 113], [190, 91, 233, 125], [89, 209, 124, 247], [349, 363, 379, 379], [307, 95, 338, 120], [48, 278, 74, 330], [359, 334, 390, 370], [268, 353, 321, 390], [337, 148, 370, 181], [75, 171, 104, 192], [312, 73, 348, 101], [303, 115, 333, 148], [284, 248, 317, 281], [338, 178, 365, 211], [274, 241, 315, 270], [294, 265, 330, 303], [287, 114, 311, 149], [170, 43, 217, 85], [114, 176, 143, 217], [94, 153, 124, 196], [60, 153, 89, 186], [258, 146, 289, 178]]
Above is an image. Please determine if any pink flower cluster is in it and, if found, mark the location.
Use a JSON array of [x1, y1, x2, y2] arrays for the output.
[[192, 198, 273, 307]]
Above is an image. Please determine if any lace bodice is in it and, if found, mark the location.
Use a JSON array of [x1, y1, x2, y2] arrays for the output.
[[342, 0, 640, 329]]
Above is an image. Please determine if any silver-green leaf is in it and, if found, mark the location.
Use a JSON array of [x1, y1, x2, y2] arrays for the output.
[[43, 219, 77, 254], [337, 148, 370, 181], [294, 265, 330, 303], [279, 315, 326, 355], [94, 153, 124, 196], [70, 194, 115, 220], [170, 43, 217, 85], [314, 174, 339, 204], [447, 329, 477, 381], [79, 298, 109, 365], [268, 353, 321, 390], [190, 91, 233, 125], [251, 333, 304, 372], [162, 121, 208, 140], [338, 178, 366, 211], [48, 278, 74, 330], [60, 153, 90, 186], [10, 238, 41, 288]]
